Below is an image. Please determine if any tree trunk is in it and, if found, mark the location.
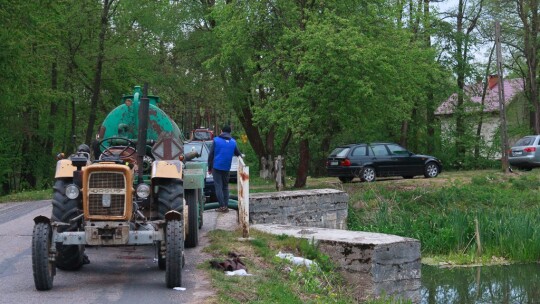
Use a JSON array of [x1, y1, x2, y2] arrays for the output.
[[294, 138, 309, 188], [424, 0, 436, 154], [85, 0, 113, 144], [20, 108, 38, 189], [400, 120, 409, 147], [474, 44, 495, 158], [46, 60, 58, 158], [518, 0, 540, 132], [455, 0, 466, 159]]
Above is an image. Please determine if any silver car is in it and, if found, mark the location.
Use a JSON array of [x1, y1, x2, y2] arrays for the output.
[[509, 135, 540, 170]]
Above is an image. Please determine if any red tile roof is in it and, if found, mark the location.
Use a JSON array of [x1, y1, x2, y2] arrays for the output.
[[435, 78, 524, 115]]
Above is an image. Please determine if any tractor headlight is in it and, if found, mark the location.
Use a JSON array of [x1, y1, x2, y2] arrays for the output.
[[65, 184, 80, 199], [136, 183, 151, 199]]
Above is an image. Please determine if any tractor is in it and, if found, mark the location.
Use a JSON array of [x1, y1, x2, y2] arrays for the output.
[[31, 85, 206, 290]]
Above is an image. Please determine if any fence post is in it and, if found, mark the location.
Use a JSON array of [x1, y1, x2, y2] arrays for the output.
[[275, 155, 284, 191], [237, 157, 250, 238]]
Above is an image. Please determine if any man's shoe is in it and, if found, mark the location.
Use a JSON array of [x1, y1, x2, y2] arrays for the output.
[[223, 207, 229, 213]]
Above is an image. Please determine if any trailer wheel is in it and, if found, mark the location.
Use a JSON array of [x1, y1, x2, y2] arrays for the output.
[[198, 189, 204, 229], [32, 222, 54, 290], [184, 189, 198, 248], [165, 220, 183, 288], [51, 178, 85, 271], [157, 179, 183, 219]]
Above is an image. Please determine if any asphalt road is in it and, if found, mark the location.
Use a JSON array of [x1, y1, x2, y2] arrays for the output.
[[0, 200, 236, 304]]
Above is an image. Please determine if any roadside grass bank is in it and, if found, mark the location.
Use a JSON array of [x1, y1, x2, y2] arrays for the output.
[[203, 228, 408, 304], [341, 170, 540, 264], [0, 189, 50, 203]]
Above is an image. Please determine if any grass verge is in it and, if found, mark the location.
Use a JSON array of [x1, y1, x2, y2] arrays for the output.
[[342, 170, 540, 264], [0, 189, 50, 203]]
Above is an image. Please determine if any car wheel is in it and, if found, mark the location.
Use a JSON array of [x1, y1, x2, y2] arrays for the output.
[[361, 166, 376, 182], [338, 177, 354, 183], [424, 162, 439, 178]]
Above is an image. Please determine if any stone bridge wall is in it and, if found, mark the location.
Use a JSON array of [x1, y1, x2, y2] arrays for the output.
[[249, 189, 348, 229]]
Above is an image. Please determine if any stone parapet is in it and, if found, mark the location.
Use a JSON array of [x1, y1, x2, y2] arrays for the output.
[[249, 189, 348, 229]]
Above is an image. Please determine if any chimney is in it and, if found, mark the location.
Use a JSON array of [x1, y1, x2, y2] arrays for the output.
[[488, 75, 499, 90]]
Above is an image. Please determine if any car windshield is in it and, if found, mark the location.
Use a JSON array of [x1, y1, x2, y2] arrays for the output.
[[193, 131, 212, 141], [514, 137, 536, 146], [330, 147, 350, 157], [184, 143, 208, 161]]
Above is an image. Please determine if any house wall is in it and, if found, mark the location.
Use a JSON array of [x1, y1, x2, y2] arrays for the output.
[[438, 94, 529, 157], [505, 95, 530, 144]]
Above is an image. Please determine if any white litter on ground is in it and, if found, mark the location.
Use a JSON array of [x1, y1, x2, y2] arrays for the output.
[[275, 251, 318, 269], [225, 269, 253, 276], [173, 287, 186, 291]]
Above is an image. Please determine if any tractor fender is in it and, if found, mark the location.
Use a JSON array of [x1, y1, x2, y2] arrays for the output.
[[164, 210, 183, 222], [151, 160, 182, 179], [54, 159, 91, 178], [54, 159, 76, 178], [33, 215, 51, 225]]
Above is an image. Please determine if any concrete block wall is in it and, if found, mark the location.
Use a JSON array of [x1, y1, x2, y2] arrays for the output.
[[249, 189, 348, 229], [251, 225, 421, 303]]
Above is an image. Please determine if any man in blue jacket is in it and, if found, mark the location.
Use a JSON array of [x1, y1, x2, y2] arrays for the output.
[[208, 125, 242, 212]]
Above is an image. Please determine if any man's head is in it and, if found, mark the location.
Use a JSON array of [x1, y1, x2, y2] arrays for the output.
[[221, 125, 232, 133]]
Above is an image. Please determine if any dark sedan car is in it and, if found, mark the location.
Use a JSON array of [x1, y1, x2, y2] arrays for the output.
[[326, 142, 442, 182]]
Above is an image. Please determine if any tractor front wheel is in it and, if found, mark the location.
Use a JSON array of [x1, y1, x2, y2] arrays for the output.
[[32, 223, 54, 290], [165, 220, 184, 288]]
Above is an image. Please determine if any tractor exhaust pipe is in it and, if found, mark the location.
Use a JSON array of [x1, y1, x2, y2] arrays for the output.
[[137, 83, 150, 184]]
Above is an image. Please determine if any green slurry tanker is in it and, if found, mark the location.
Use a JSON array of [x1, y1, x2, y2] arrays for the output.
[[32, 85, 206, 290]]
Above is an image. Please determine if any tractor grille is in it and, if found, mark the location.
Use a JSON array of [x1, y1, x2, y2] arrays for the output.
[[87, 172, 127, 217]]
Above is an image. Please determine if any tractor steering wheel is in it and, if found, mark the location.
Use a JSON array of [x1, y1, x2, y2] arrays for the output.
[[98, 137, 137, 161]]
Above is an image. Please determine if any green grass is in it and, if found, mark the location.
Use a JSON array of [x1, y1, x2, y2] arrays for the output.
[[0, 189, 50, 203], [204, 229, 357, 304], [344, 170, 540, 263]]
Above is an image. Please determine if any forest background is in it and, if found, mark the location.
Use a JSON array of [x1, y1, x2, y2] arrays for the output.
[[1, 0, 539, 195]]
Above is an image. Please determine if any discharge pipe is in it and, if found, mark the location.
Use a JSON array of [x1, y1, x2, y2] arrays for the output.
[[137, 83, 150, 184]]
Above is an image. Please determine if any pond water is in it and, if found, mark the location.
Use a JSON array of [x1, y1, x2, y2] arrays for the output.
[[420, 264, 540, 303]]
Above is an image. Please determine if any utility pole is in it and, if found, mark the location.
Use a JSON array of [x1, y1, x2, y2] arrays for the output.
[[495, 21, 510, 172]]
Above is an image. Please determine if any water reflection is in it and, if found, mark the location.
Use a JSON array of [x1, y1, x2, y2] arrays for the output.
[[421, 264, 540, 303]]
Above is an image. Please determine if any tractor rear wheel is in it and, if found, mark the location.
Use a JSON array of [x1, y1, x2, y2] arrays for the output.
[[51, 178, 85, 271], [165, 220, 183, 288], [157, 179, 183, 219], [184, 189, 198, 248], [32, 222, 54, 290]]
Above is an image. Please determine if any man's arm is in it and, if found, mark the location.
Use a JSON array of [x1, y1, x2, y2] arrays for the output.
[[234, 146, 242, 157]]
